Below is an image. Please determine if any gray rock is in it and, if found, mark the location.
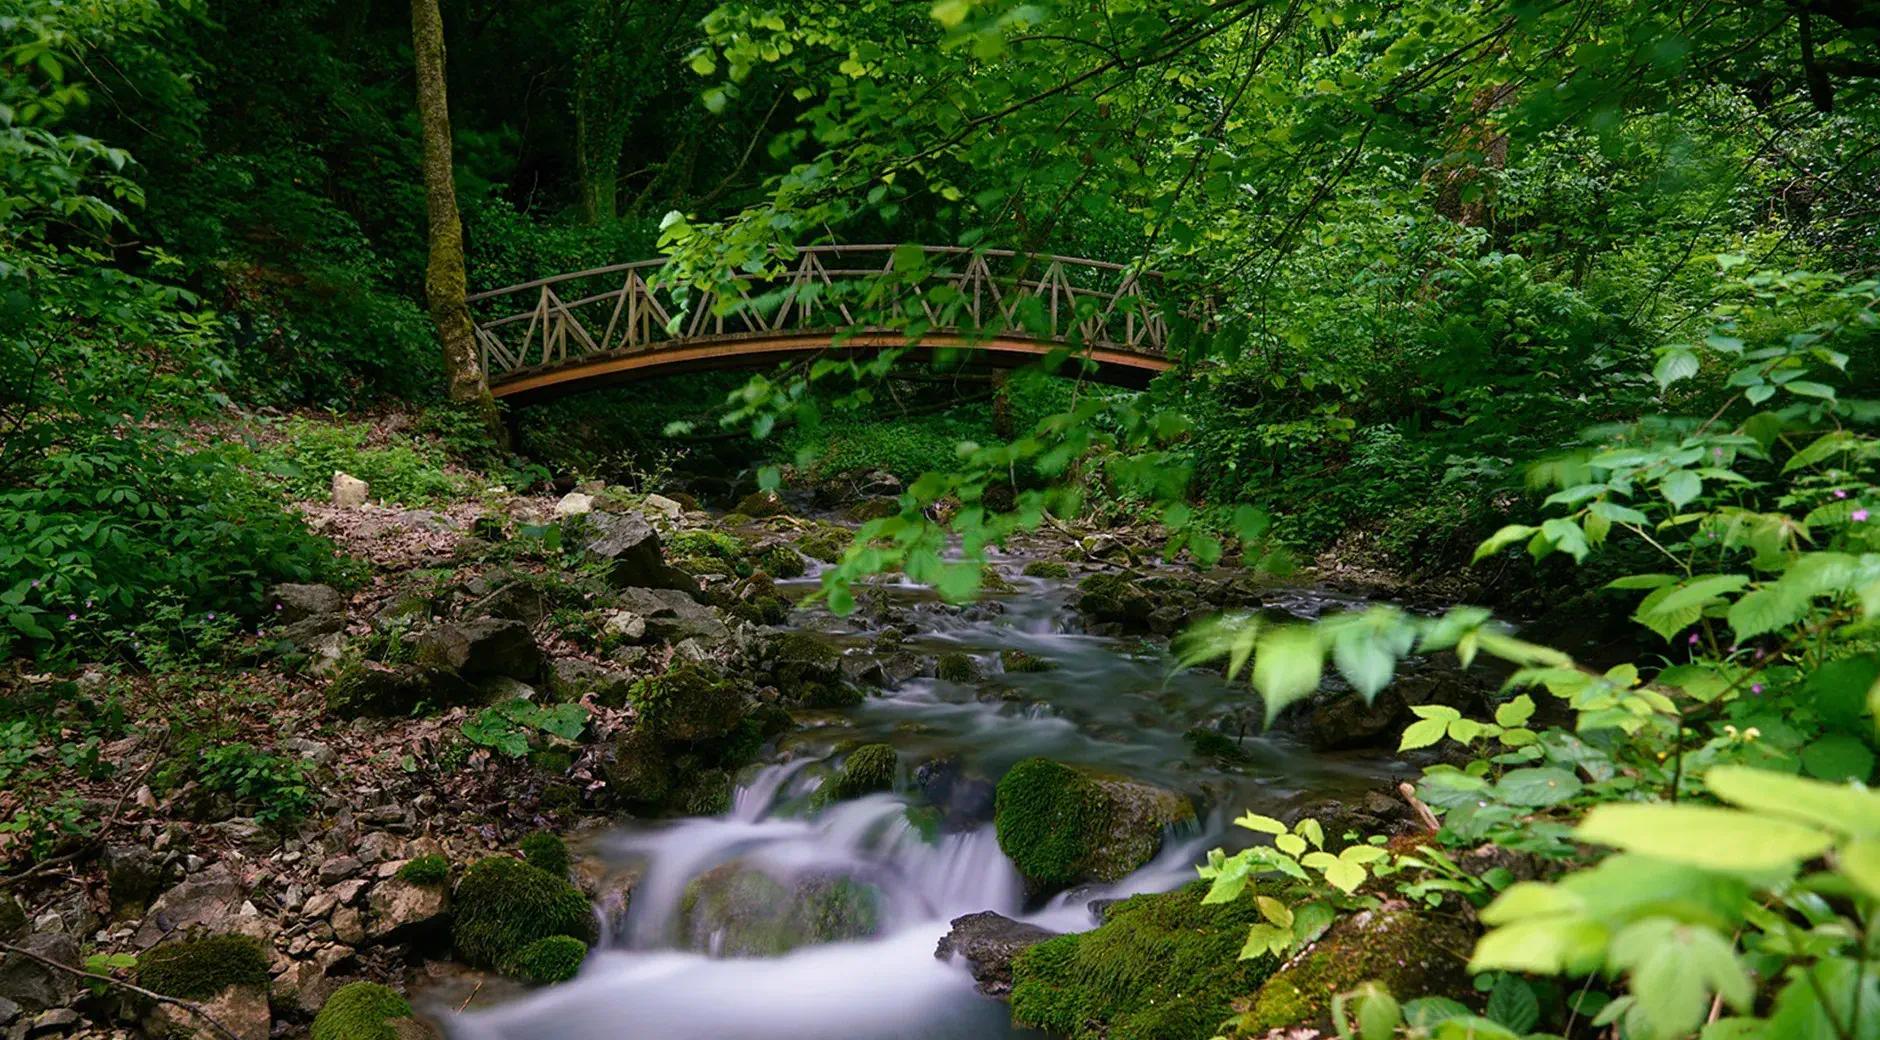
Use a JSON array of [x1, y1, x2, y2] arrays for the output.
[[270, 583, 345, 625], [103, 845, 169, 917], [554, 492, 594, 516], [415, 618, 541, 681], [134, 863, 247, 947], [331, 472, 368, 507], [576, 512, 693, 591], [146, 983, 269, 1040], [934, 911, 1060, 996], [365, 878, 449, 945], [615, 587, 729, 645], [548, 658, 633, 704], [0, 932, 79, 1011], [27, 1007, 79, 1036], [0, 996, 18, 1027], [466, 582, 549, 627], [318, 856, 363, 885]]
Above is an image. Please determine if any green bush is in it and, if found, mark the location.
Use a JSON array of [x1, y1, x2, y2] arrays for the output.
[[249, 418, 465, 506], [503, 934, 589, 985], [450, 855, 596, 972], [136, 933, 270, 999], [197, 742, 315, 826], [519, 831, 570, 877], [311, 981, 414, 1040]]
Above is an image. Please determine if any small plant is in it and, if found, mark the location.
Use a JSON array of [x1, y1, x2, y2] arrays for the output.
[[197, 743, 316, 826], [461, 700, 589, 758], [396, 854, 450, 885]]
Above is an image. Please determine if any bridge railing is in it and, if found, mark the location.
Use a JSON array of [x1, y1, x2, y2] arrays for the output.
[[464, 244, 1177, 383]]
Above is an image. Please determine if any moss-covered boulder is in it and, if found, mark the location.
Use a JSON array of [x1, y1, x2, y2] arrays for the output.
[[1076, 573, 1154, 631], [326, 661, 474, 717], [311, 981, 429, 1040], [1233, 904, 1475, 1035], [451, 855, 597, 974], [1000, 649, 1055, 673], [1009, 883, 1278, 1040], [826, 744, 897, 801], [1021, 560, 1072, 579], [136, 933, 270, 999], [679, 863, 881, 957], [601, 725, 674, 807], [935, 652, 978, 683], [763, 631, 861, 708], [796, 527, 850, 563], [519, 832, 570, 878], [628, 663, 750, 743], [755, 544, 807, 579], [994, 758, 1194, 888], [503, 935, 589, 985]]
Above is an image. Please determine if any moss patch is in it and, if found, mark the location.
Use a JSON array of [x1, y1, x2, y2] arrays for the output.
[[136, 933, 270, 999], [1009, 882, 1278, 1040], [1022, 560, 1072, 579], [311, 981, 414, 1040], [935, 652, 978, 683], [504, 935, 588, 985], [1001, 649, 1055, 673], [679, 865, 881, 956], [828, 743, 897, 800], [451, 855, 597, 973], [994, 758, 1193, 888], [395, 854, 449, 885], [520, 832, 570, 877], [628, 663, 749, 743], [1237, 905, 1475, 1034], [756, 544, 807, 579]]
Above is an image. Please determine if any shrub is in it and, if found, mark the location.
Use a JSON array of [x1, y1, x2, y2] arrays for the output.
[[197, 742, 315, 826], [451, 855, 596, 972], [519, 831, 570, 877], [136, 933, 270, 998], [503, 934, 588, 985], [395, 854, 449, 885], [249, 418, 465, 506], [311, 981, 414, 1040]]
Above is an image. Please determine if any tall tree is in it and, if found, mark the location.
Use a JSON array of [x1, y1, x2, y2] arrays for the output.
[[410, 0, 498, 424], [572, 0, 703, 223]]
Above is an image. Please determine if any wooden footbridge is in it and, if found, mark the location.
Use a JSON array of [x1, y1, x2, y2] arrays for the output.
[[467, 245, 1181, 403]]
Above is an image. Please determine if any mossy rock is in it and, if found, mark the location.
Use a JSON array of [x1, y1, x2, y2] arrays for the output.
[[137, 932, 271, 999], [796, 529, 850, 563], [503, 935, 588, 985], [1021, 560, 1072, 579], [980, 567, 1016, 593], [395, 854, 450, 885], [311, 981, 418, 1040], [519, 832, 570, 877], [755, 544, 807, 579], [627, 663, 750, 743], [1235, 905, 1475, 1035], [767, 632, 860, 707], [1000, 649, 1055, 673], [667, 529, 750, 565], [1010, 882, 1278, 1040], [826, 743, 897, 801], [679, 863, 881, 956], [734, 490, 790, 518], [451, 855, 597, 973], [602, 725, 673, 807], [994, 757, 1194, 888], [671, 768, 735, 815], [326, 661, 473, 718], [936, 652, 979, 683], [1077, 573, 1154, 628]]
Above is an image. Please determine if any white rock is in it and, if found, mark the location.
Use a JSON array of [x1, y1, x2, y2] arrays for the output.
[[554, 492, 595, 516], [643, 494, 684, 519], [331, 472, 369, 507], [602, 610, 646, 643]]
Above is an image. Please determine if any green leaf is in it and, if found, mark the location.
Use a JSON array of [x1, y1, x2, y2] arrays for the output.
[[1332, 629, 1395, 701], [1727, 584, 1808, 640], [1783, 431, 1857, 472], [1661, 471, 1703, 508], [1473, 524, 1536, 563], [1576, 803, 1833, 873], [1495, 767, 1583, 807], [1707, 766, 1880, 835], [1609, 918, 1753, 1040], [1485, 974, 1540, 1033], [1654, 349, 1699, 391], [1655, 574, 1750, 613], [1494, 695, 1535, 727], [1800, 734, 1875, 782], [1253, 626, 1323, 724], [930, 0, 972, 27], [1399, 716, 1448, 751]]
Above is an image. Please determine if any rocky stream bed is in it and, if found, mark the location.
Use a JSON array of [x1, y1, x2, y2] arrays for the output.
[[0, 482, 1493, 1040]]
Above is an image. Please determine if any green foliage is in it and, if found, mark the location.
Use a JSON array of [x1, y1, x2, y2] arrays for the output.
[[519, 832, 571, 878], [247, 419, 466, 506], [826, 743, 896, 800], [136, 933, 270, 999], [451, 855, 597, 973], [395, 854, 450, 885], [502, 934, 588, 985], [197, 742, 315, 826], [311, 982, 414, 1040], [462, 700, 590, 758], [1009, 882, 1278, 1040]]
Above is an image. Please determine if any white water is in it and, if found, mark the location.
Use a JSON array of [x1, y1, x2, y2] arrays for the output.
[[442, 565, 1402, 1040]]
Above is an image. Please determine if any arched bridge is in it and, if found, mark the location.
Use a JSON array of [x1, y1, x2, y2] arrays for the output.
[[467, 245, 1181, 403]]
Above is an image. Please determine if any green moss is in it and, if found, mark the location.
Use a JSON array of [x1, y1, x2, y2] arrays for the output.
[[395, 854, 449, 885], [796, 529, 850, 563], [503, 935, 588, 985], [756, 544, 807, 579], [828, 743, 897, 800], [668, 529, 749, 564], [1078, 572, 1153, 625], [994, 758, 1192, 887], [311, 981, 414, 1040], [1237, 907, 1475, 1034], [136, 933, 270, 999], [671, 768, 734, 815], [935, 652, 979, 683], [451, 855, 597, 972], [1001, 649, 1055, 673], [680, 866, 881, 956], [520, 832, 570, 877], [627, 663, 748, 743], [1184, 727, 1251, 762], [1022, 560, 1072, 579], [1009, 883, 1278, 1040]]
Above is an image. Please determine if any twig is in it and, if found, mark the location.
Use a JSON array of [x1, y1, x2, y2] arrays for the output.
[[1398, 781, 1441, 833], [2, 732, 169, 890], [0, 940, 245, 1040]]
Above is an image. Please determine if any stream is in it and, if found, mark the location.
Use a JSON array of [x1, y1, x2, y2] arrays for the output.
[[444, 557, 1410, 1040]]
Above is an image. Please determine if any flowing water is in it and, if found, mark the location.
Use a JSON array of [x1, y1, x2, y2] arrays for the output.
[[444, 559, 1406, 1040]]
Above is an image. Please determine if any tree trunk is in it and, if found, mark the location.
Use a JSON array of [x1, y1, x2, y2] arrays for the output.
[[575, 91, 629, 222], [410, 0, 499, 427]]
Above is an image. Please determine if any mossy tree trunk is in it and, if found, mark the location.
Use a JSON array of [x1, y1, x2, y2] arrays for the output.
[[410, 0, 499, 431]]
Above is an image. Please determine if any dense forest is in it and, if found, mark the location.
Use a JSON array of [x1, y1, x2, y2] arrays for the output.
[[2, 1, 1879, 1039]]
